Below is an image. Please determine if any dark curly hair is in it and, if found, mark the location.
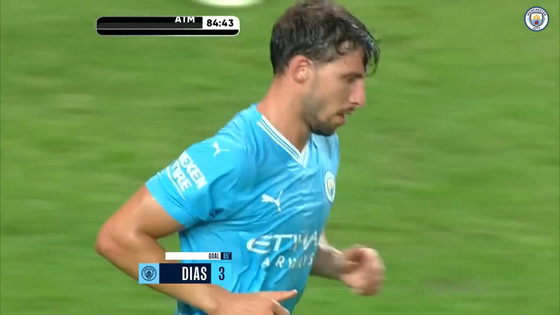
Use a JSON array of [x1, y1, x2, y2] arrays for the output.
[[270, 0, 380, 76]]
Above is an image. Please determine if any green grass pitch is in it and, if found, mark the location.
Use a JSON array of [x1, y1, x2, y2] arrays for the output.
[[1, 0, 559, 314]]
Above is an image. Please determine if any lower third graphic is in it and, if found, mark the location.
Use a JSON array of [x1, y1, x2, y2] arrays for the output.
[[138, 262, 232, 286]]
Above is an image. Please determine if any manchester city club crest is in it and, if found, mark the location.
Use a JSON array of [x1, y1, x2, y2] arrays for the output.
[[141, 265, 157, 281], [324, 171, 336, 203], [524, 7, 549, 31]]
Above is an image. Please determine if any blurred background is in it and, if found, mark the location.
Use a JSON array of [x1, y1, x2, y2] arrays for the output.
[[1, 0, 559, 314]]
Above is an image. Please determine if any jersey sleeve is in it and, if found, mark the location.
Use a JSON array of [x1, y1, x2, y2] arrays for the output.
[[145, 135, 249, 228]]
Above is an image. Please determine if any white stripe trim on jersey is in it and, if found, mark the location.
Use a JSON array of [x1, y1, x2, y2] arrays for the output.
[[257, 120, 300, 162], [301, 140, 310, 167], [257, 117, 309, 166], [258, 116, 310, 162], [258, 117, 300, 157]]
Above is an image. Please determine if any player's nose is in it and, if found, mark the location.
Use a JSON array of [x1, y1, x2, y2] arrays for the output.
[[349, 79, 366, 107]]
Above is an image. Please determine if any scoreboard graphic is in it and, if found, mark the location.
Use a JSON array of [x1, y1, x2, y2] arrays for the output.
[[139, 252, 233, 285], [97, 16, 240, 36]]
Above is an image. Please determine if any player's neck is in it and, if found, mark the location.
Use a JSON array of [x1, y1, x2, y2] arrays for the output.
[[257, 81, 310, 153]]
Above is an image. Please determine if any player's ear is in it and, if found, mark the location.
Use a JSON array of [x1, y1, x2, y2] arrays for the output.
[[288, 55, 312, 84]]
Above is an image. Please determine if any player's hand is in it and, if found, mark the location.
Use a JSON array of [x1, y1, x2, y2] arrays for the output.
[[339, 246, 385, 296], [208, 290, 298, 315]]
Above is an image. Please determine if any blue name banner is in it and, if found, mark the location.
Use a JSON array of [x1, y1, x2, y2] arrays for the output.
[[139, 263, 232, 286]]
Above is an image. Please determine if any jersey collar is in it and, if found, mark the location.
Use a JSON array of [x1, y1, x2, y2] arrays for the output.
[[252, 105, 310, 167]]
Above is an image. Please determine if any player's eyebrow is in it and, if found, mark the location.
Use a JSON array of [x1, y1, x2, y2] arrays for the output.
[[341, 72, 365, 79]]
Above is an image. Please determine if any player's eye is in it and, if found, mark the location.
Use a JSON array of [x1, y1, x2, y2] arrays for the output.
[[342, 76, 355, 84], [342, 74, 362, 84]]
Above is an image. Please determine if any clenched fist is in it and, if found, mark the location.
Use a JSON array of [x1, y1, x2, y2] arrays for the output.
[[339, 246, 385, 296]]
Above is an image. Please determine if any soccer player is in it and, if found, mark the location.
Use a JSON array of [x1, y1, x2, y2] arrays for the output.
[[95, 1, 384, 314]]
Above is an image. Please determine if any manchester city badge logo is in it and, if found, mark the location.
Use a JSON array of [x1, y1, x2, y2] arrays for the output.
[[324, 171, 336, 203], [524, 7, 549, 31], [141, 265, 157, 281]]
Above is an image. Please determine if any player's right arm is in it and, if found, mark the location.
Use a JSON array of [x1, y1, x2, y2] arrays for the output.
[[95, 185, 227, 311], [95, 137, 296, 314]]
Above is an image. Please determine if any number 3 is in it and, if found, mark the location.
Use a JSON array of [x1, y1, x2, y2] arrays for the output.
[[219, 266, 225, 280]]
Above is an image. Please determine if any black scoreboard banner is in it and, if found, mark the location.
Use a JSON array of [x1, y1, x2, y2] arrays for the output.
[[97, 16, 240, 36]]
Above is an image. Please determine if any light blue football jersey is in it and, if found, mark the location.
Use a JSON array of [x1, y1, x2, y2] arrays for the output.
[[146, 104, 340, 314]]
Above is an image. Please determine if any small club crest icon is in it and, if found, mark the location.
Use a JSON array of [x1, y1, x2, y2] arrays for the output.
[[324, 171, 336, 203], [525, 7, 549, 31], [141, 265, 157, 281]]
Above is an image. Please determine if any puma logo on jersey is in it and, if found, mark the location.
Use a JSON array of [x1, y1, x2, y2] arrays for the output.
[[212, 141, 230, 157], [261, 190, 283, 212]]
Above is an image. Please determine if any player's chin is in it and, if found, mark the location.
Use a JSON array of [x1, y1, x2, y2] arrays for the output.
[[311, 120, 339, 136], [334, 113, 347, 126]]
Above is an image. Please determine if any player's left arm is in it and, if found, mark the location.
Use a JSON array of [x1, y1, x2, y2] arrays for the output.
[[310, 232, 347, 279], [310, 232, 385, 296], [313, 135, 385, 295]]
